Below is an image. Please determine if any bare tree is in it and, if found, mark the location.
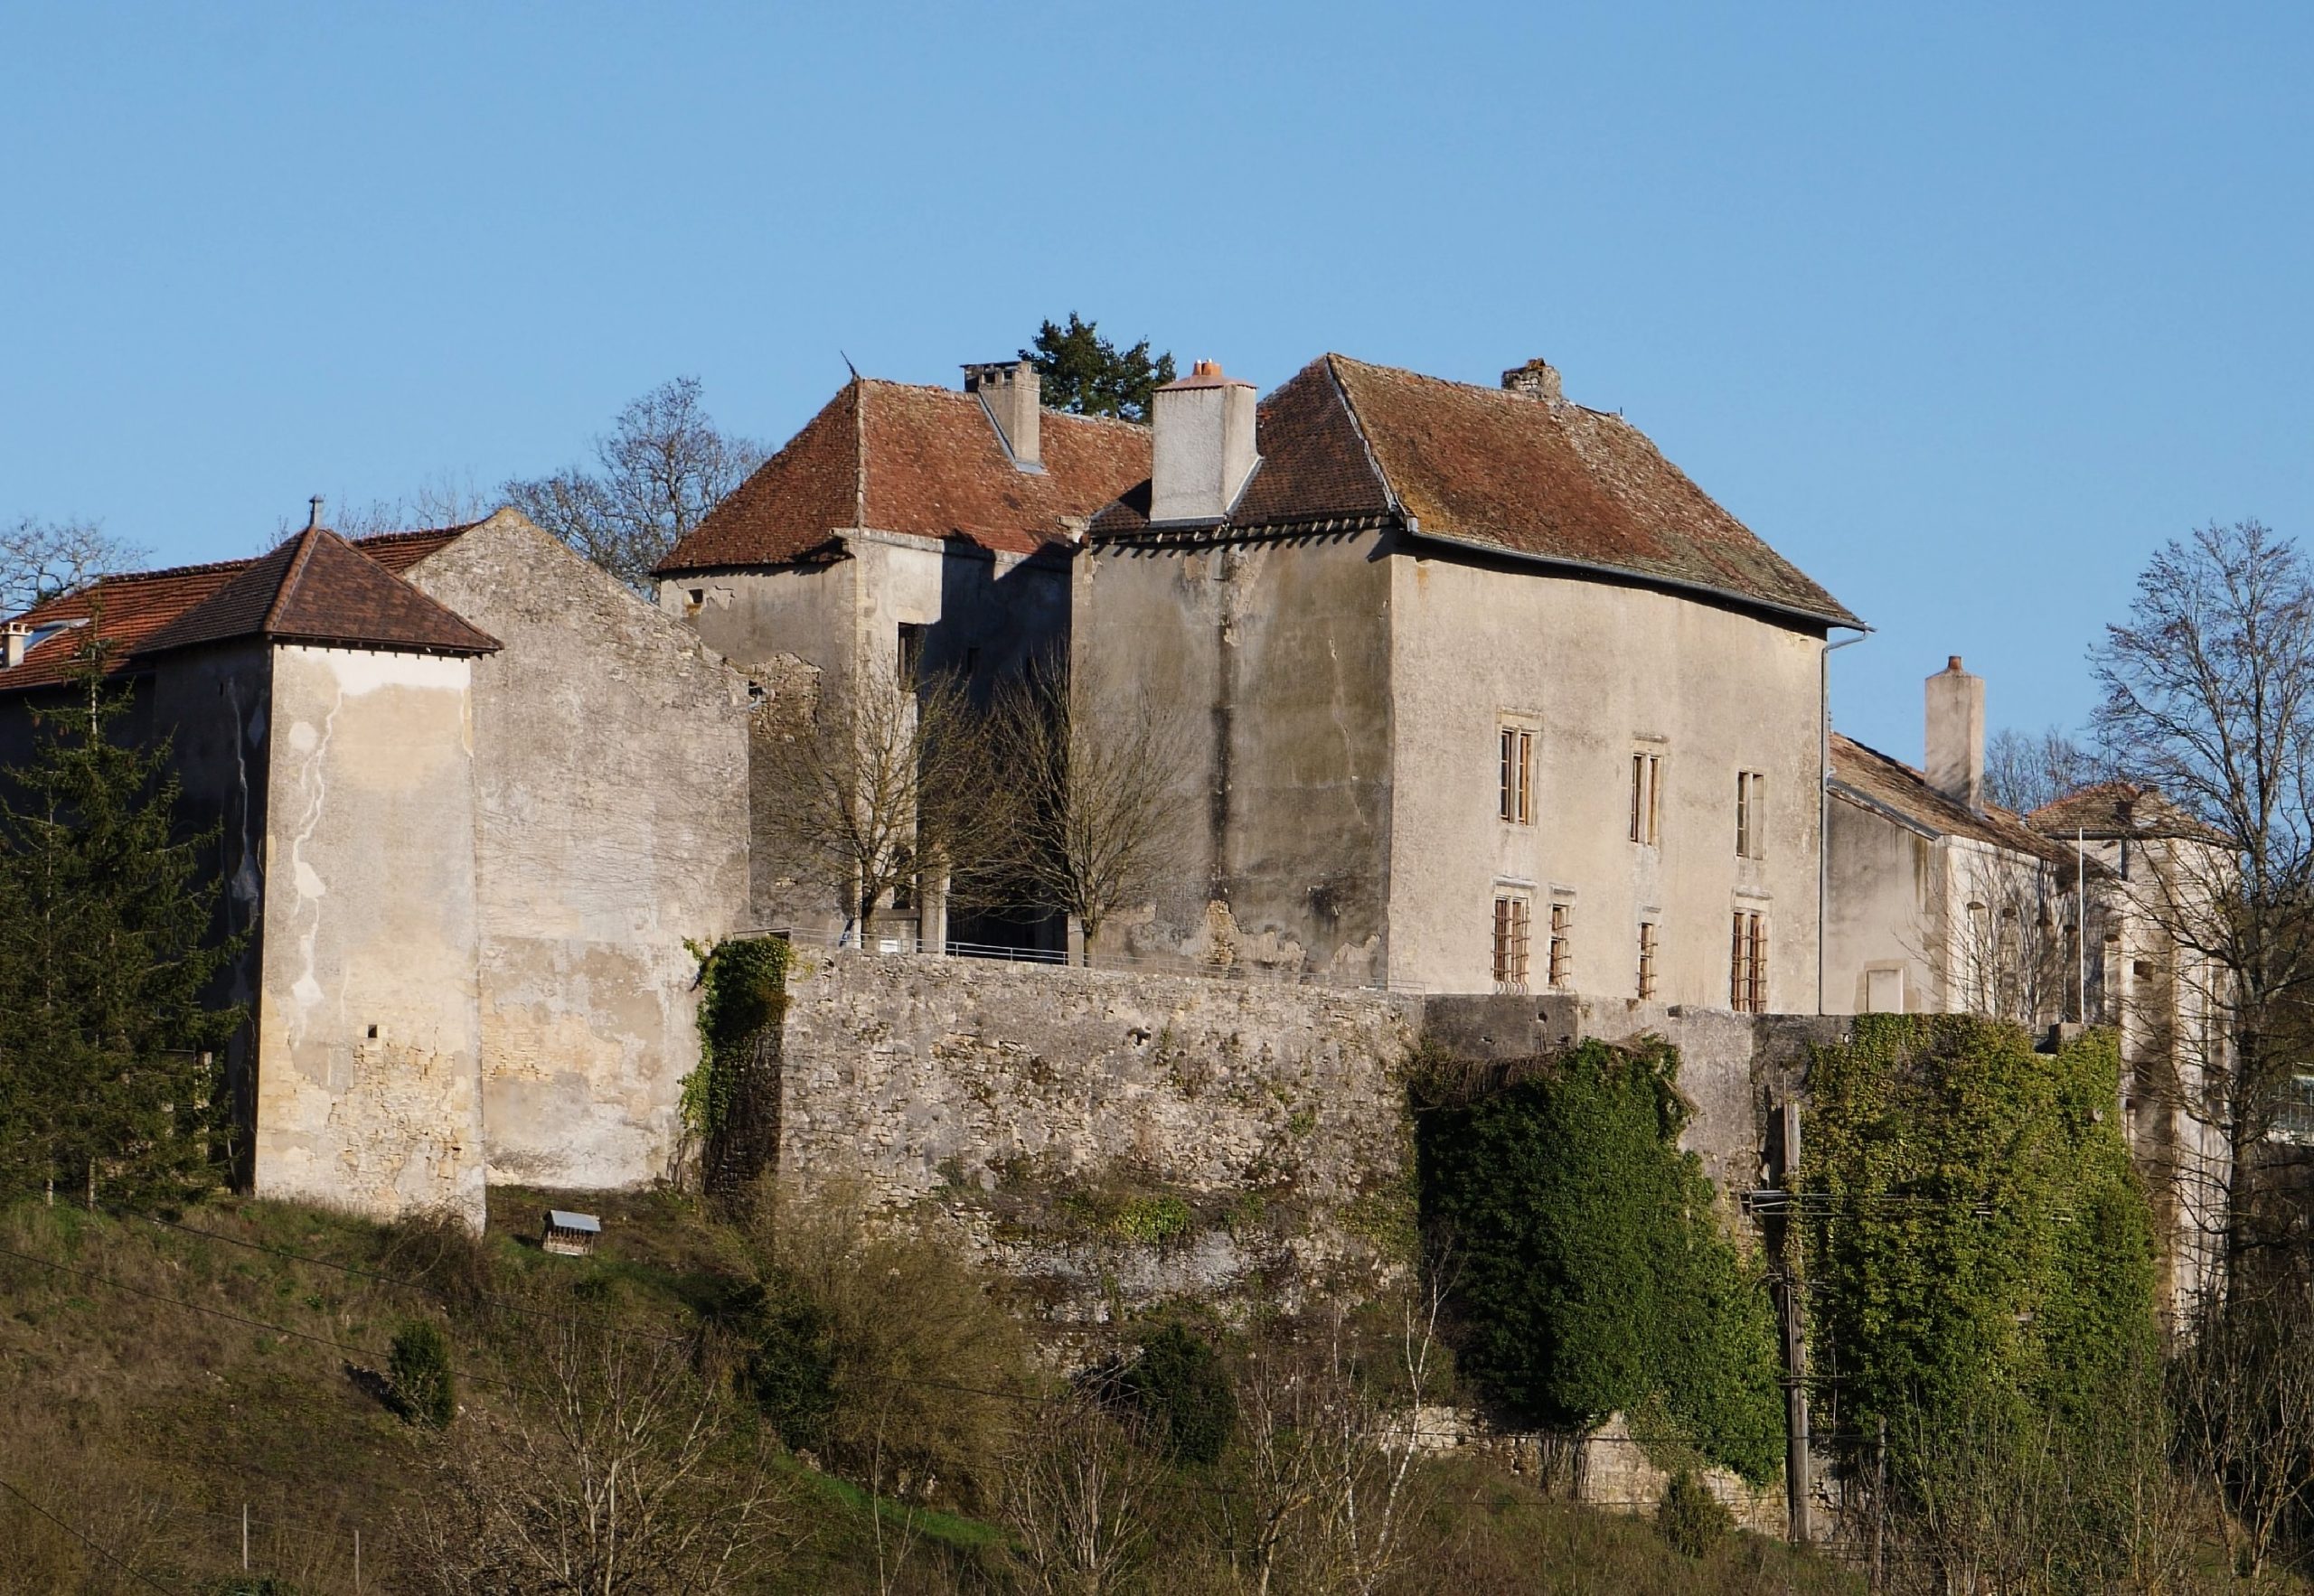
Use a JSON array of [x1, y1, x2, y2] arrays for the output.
[[286, 474, 498, 544], [1985, 725, 2106, 815], [753, 662, 1002, 946], [2170, 1272, 2314, 1580], [0, 517, 145, 615], [504, 377, 766, 590], [1943, 843, 2080, 1029], [986, 654, 1192, 964], [400, 1314, 794, 1594], [2092, 519, 2314, 1293], [998, 1394, 1162, 1596]]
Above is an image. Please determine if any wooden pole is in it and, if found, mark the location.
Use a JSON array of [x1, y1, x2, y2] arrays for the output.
[[1780, 1100, 1812, 1544], [1871, 1413, 1888, 1592], [241, 1503, 249, 1571]]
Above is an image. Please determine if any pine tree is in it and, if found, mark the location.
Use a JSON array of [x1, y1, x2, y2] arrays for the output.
[[0, 645, 241, 1208], [1021, 314, 1177, 422]]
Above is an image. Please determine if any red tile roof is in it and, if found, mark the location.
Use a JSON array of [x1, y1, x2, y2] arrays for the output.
[[2027, 782, 2225, 845], [1, 525, 495, 693], [654, 379, 1152, 574], [1830, 733, 2084, 868], [1094, 354, 1860, 630]]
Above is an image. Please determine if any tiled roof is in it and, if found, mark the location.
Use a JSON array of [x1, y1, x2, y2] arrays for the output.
[[1830, 733, 2083, 868], [654, 378, 1152, 574], [2, 525, 495, 693], [2027, 782, 2225, 844], [1094, 354, 1860, 629]]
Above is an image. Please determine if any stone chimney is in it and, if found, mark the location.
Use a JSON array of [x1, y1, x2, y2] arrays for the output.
[[1150, 360, 1258, 525], [2, 622, 28, 670], [963, 360, 1041, 471], [1501, 358, 1564, 404], [1925, 655, 1986, 811]]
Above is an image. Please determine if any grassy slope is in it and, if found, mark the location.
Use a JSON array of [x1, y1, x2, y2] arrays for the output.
[[0, 1188, 1859, 1595]]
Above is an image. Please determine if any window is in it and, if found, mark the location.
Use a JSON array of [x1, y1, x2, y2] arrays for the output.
[[897, 623, 926, 681], [2275, 1073, 2314, 1145], [1736, 770, 1765, 859], [1729, 909, 1769, 1012], [1637, 921, 1659, 1000], [1499, 726, 1534, 823], [1630, 752, 1661, 845], [1491, 895, 1531, 991], [1548, 900, 1572, 988]]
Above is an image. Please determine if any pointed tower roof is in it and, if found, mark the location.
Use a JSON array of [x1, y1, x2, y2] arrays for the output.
[[135, 524, 499, 658]]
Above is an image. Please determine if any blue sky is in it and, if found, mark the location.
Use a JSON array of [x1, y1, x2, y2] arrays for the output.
[[4, 3, 2309, 758]]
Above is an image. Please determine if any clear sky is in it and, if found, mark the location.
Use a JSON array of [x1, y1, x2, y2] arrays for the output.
[[4, 3, 2309, 759]]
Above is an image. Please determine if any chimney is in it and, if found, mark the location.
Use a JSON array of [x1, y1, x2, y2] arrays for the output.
[[1150, 360, 1258, 525], [963, 360, 1042, 471], [1925, 655, 1986, 811], [1501, 358, 1564, 404], [3, 622, 28, 670]]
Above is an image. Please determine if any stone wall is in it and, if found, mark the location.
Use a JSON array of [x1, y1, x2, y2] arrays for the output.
[[776, 953, 1848, 1321], [402, 512, 752, 1193], [777, 951, 1423, 1323]]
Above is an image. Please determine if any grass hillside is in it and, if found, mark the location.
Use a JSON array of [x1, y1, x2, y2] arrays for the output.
[[0, 1185, 1862, 1594]]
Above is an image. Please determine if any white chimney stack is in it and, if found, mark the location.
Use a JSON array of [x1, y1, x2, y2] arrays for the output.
[[2, 622, 28, 670], [963, 360, 1042, 471], [1150, 360, 1258, 525], [1925, 655, 1986, 811]]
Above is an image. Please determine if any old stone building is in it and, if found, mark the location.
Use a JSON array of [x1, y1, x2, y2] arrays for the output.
[[1077, 354, 1863, 999], [0, 509, 750, 1224], [671, 351, 1865, 1001], [652, 361, 1150, 949]]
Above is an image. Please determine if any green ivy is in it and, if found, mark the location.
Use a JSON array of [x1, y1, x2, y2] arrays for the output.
[[681, 937, 792, 1137], [1801, 1015, 2159, 1439], [1416, 1038, 1785, 1483]]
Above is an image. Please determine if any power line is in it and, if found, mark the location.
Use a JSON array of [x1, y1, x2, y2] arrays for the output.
[[0, 1473, 181, 1594]]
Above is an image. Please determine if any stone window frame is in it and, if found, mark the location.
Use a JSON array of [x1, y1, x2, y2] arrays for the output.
[[1547, 896, 1574, 989], [1637, 919, 1660, 1000], [1629, 746, 1664, 847], [1498, 720, 1536, 825], [1730, 906, 1769, 1012], [1491, 890, 1532, 993], [1736, 768, 1766, 859]]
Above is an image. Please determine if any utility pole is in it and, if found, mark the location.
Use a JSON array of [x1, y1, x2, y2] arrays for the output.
[[1777, 1099, 1812, 1544]]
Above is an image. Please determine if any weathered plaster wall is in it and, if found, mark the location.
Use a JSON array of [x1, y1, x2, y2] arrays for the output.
[[1821, 793, 1942, 1015], [1072, 533, 1396, 981], [403, 514, 752, 1191], [1388, 549, 1828, 1004], [252, 644, 485, 1225]]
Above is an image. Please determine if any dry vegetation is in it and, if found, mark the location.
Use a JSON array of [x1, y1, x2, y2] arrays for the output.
[[0, 1184, 1865, 1595]]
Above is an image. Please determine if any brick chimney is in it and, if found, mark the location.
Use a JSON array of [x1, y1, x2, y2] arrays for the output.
[[2, 622, 27, 670], [1501, 358, 1564, 404], [1925, 655, 1985, 811], [963, 360, 1041, 471], [1150, 360, 1258, 525]]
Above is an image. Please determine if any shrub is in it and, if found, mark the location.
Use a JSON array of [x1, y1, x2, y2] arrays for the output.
[[377, 1207, 496, 1319], [389, 1319, 457, 1429], [1416, 1038, 1784, 1482], [1658, 1469, 1733, 1559], [737, 1277, 840, 1451], [1123, 1323, 1236, 1465]]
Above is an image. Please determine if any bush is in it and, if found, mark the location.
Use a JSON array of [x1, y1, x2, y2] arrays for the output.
[[737, 1276, 840, 1451], [1123, 1323, 1236, 1465], [389, 1319, 457, 1429], [1416, 1039, 1784, 1481], [377, 1207, 496, 1319], [1658, 1469, 1733, 1559]]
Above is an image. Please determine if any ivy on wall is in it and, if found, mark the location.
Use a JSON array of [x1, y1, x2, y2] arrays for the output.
[[1416, 1038, 1786, 1483], [1800, 1014, 2158, 1435], [683, 936, 793, 1194]]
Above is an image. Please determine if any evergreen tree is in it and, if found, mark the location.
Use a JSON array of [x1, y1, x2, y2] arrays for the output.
[[1021, 313, 1177, 421], [0, 648, 241, 1207]]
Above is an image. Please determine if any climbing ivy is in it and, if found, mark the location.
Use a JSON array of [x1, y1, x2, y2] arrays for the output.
[[1416, 1038, 1786, 1483], [1800, 1014, 2159, 1439], [682, 936, 792, 1138]]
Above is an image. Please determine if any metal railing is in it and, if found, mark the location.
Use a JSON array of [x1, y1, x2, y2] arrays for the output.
[[748, 921, 1425, 993]]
